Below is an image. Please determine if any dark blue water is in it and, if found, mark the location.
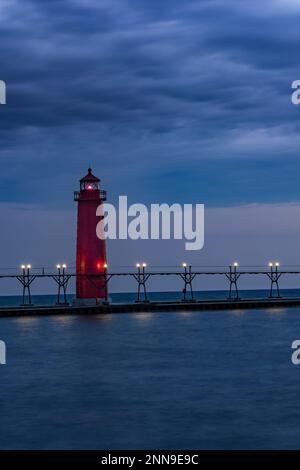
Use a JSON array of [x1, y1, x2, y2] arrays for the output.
[[1, 291, 300, 449]]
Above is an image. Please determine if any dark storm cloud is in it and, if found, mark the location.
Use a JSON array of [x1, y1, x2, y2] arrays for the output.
[[0, 0, 300, 206], [0, 0, 291, 130]]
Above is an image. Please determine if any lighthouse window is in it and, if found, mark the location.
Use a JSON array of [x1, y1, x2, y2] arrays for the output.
[[81, 182, 99, 190]]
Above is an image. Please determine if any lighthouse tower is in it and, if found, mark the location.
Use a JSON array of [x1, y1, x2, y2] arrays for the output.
[[74, 168, 107, 303]]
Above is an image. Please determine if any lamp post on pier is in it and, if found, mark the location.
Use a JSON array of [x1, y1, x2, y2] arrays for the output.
[[18, 264, 35, 306], [268, 262, 281, 298], [135, 263, 150, 303], [54, 264, 70, 305], [181, 263, 195, 302], [226, 262, 241, 300]]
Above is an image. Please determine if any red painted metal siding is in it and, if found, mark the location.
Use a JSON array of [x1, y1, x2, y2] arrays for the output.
[[75, 175, 107, 299]]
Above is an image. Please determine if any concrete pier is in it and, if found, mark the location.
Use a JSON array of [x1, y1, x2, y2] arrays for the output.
[[0, 297, 300, 317]]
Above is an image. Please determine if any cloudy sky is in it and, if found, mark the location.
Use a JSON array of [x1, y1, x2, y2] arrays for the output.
[[1, 0, 300, 292]]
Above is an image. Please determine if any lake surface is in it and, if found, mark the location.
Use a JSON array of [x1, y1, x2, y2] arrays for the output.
[[0, 291, 300, 449]]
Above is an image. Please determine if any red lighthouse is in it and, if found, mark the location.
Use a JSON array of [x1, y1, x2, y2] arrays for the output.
[[74, 168, 107, 303]]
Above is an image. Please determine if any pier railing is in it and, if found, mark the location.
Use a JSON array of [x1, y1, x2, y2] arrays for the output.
[[1, 264, 300, 306]]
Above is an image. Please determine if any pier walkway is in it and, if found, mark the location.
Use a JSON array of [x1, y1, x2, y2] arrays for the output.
[[1, 297, 300, 317]]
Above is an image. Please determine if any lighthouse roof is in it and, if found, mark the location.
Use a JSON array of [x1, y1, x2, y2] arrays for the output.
[[80, 168, 100, 183]]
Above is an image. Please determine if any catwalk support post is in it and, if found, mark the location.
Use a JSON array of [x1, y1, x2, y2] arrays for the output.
[[180, 263, 196, 301], [134, 263, 150, 303], [267, 262, 281, 298], [53, 264, 71, 305], [226, 262, 241, 300], [17, 265, 36, 306]]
